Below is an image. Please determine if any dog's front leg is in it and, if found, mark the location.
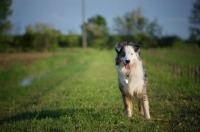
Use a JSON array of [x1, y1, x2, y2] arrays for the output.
[[141, 95, 150, 119], [122, 93, 132, 117]]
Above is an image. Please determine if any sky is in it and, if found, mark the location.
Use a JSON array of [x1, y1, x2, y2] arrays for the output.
[[10, 0, 194, 39]]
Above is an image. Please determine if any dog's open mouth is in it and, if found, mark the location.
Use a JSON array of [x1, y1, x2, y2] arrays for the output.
[[125, 63, 131, 70]]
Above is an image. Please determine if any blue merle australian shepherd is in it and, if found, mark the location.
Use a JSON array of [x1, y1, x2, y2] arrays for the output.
[[115, 42, 150, 119]]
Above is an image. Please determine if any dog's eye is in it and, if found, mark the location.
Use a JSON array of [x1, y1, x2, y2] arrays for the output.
[[120, 51, 125, 56], [131, 53, 133, 55]]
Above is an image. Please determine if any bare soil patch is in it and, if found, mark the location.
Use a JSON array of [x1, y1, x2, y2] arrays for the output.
[[0, 52, 54, 68]]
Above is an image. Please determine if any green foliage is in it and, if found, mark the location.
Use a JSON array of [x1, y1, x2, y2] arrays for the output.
[[88, 15, 107, 27], [64, 30, 81, 47], [114, 8, 162, 37], [22, 23, 61, 51], [0, 48, 200, 131], [113, 8, 162, 48], [146, 18, 162, 38], [106, 35, 121, 49], [172, 39, 188, 49], [0, 5, 199, 52], [189, 0, 200, 46], [85, 14, 109, 48], [0, 0, 12, 35], [157, 35, 180, 47], [0, 0, 12, 52], [58, 34, 81, 48]]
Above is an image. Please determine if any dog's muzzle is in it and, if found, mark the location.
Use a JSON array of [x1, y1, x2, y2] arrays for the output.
[[124, 60, 131, 70]]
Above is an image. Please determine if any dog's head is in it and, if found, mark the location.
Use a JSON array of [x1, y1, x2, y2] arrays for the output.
[[115, 42, 140, 70]]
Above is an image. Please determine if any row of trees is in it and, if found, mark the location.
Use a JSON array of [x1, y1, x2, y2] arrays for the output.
[[189, 0, 200, 46], [0, 0, 199, 52], [83, 5, 199, 49], [1, 23, 83, 52], [0, 0, 12, 51]]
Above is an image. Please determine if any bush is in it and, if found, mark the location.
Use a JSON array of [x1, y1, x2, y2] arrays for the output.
[[21, 23, 61, 52]]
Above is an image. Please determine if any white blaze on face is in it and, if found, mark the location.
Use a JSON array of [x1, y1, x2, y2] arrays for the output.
[[122, 46, 138, 70]]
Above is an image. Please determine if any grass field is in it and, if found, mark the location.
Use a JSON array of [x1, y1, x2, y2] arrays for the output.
[[0, 47, 200, 131]]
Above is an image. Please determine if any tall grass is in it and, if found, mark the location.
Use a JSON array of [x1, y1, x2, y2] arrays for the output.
[[0, 48, 200, 131]]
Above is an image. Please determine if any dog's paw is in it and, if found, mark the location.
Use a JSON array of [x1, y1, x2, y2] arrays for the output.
[[138, 111, 144, 116], [144, 114, 150, 119], [138, 112, 150, 119], [125, 108, 132, 117], [127, 113, 132, 117]]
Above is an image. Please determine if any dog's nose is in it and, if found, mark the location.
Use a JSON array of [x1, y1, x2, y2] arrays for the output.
[[125, 60, 130, 64]]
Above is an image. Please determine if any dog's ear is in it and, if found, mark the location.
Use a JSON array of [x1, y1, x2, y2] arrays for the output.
[[115, 43, 121, 54], [115, 43, 125, 65], [133, 44, 140, 53], [115, 42, 126, 53], [129, 42, 140, 53]]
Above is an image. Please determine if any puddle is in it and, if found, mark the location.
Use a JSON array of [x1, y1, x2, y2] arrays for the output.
[[20, 77, 33, 87], [20, 72, 48, 87]]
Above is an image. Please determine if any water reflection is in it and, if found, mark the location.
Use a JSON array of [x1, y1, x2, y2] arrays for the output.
[[20, 77, 32, 86]]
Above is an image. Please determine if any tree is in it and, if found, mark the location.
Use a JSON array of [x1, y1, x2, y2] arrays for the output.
[[114, 8, 162, 37], [113, 8, 162, 47], [65, 30, 80, 47], [0, 0, 12, 51], [113, 8, 148, 36], [88, 15, 107, 27], [189, 0, 200, 46], [0, 0, 12, 35], [85, 15, 109, 48], [23, 23, 61, 51], [146, 18, 162, 38]]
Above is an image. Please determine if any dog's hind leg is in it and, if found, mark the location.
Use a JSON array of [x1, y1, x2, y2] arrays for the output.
[[138, 99, 144, 116], [122, 93, 133, 117]]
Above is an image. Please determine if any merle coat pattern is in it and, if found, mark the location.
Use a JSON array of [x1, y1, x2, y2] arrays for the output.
[[115, 42, 150, 118]]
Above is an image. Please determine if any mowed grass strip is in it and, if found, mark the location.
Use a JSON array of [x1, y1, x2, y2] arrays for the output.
[[0, 48, 200, 131]]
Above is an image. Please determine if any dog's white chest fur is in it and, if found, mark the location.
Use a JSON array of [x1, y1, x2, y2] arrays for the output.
[[116, 61, 144, 96]]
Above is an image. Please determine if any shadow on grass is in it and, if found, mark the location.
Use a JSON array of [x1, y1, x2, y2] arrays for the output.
[[0, 109, 58, 124], [0, 108, 109, 125]]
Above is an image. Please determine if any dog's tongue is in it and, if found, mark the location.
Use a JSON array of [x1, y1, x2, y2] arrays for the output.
[[125, 64, 131, 70]]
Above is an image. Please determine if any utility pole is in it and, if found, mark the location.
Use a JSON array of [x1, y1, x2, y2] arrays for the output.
[[82, 0, 87, 48]]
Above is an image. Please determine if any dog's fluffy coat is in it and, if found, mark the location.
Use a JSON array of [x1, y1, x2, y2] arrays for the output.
[[115, 42, 150, 118]]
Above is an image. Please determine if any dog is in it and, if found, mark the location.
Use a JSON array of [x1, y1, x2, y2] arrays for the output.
[[115, 42, 150, 119]]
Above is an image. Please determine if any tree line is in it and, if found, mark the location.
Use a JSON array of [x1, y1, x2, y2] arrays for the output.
[[0, 0, 199, 52]]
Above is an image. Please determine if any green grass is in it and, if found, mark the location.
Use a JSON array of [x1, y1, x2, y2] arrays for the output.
[[0, 48, 200, 131]]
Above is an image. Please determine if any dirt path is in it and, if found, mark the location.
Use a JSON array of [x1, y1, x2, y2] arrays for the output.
[[0, 52, 54, 68]]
